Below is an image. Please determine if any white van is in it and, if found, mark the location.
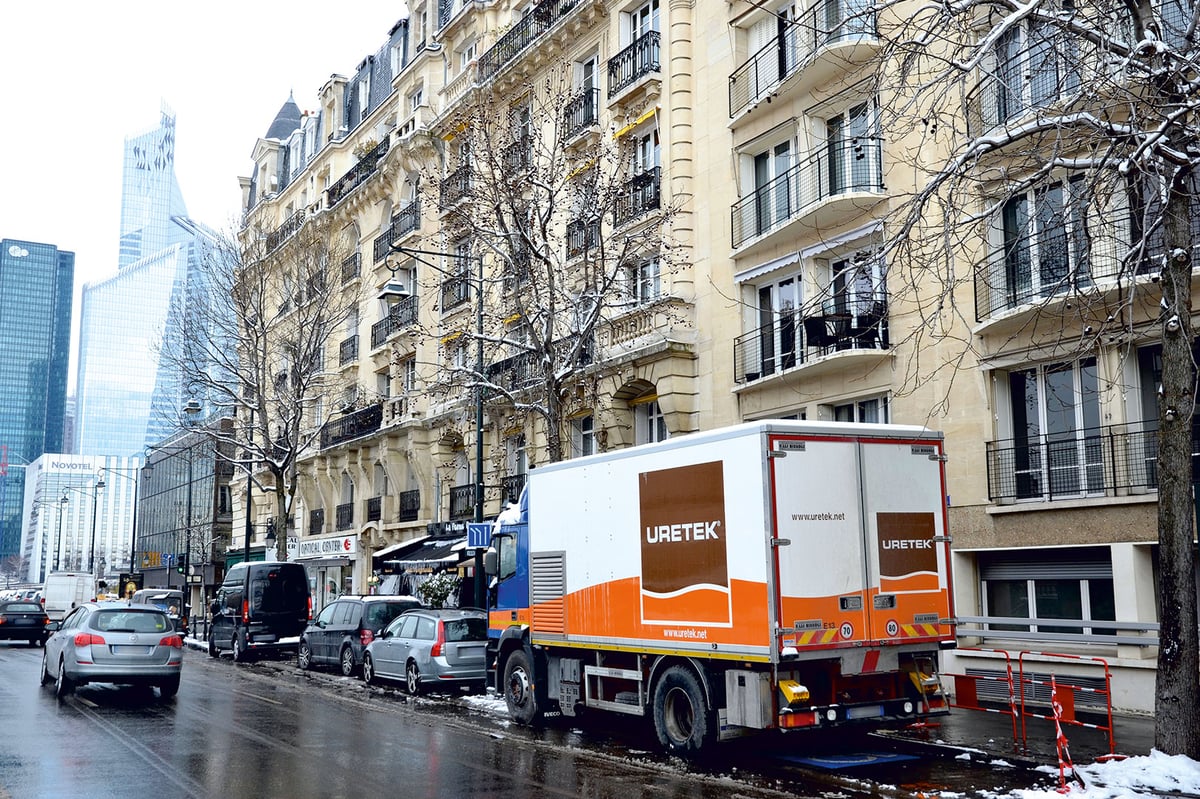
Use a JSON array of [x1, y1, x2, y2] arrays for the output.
[[42, 572, 97, 621]]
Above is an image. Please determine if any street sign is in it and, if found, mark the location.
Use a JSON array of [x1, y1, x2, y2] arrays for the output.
[[467, 522, 491, 549]]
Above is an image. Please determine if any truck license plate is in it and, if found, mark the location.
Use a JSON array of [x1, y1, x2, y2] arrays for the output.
[[846, 705, 883, 720]]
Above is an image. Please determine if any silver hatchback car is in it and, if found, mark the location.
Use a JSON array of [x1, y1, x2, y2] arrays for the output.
[[40, 602, 184, 699], [361, 607, 488, 694]]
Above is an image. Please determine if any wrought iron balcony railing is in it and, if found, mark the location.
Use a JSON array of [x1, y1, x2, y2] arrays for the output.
[[502, 136, 532, 172], [731, 138, 883, 248], [566, 218, 600, 259], [984, 419, 1187, 503], [327, 137, 390, 207], [608, 30, 661, 96], [366, 496, 382, 522], [338, 335, 359, 365], [501, 474, 526, 503], [399, 489, 421, 522], [563, 88, 599, 139], [266, 209, 305, 252], [614, 167, 661, 226], [486, 334, 593, 393], [449, 484, 475, 521], [440, 164, 472, 207], [309, 508, 325, 535], [319, 402, 383, 449], [335, 502, 354, 531], [341, 252, 361, 284], [374, 199, 421, 262], [477, 0, 580, 80], [733, 300, 889, 383], [370, 294, 419, 348], [441, 274, 471, 311]]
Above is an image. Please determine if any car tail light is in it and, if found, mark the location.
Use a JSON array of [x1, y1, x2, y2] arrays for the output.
[[360, 629, 375, 647], [242, 598, 250, 624], [74, 632, 106, 647], [160, 634, 184, 648], [307, 595, 313, 621], [430, 621, 446, 658]]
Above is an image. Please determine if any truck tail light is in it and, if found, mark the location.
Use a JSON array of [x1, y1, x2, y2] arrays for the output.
[[360, 629, 375, 647], [430, 621, 446, 658], [242, 599, 250, 624], [74, 632, 105, 647]]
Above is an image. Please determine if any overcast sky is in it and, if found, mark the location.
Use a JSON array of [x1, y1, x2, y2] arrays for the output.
[[0, 1, 406, 381]]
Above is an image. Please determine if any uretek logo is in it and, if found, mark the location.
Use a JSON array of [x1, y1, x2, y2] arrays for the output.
[[639, 461, 731, 626], [877, 513, 937, 578]]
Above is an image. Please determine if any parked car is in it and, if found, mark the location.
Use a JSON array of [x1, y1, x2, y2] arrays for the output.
[[40, 602, 183, 699], [130, 589, 189, 637], [0, 600, 52, 646], [298, 595, 423, 676], [208, 561, 311, 663], [361, 607, 488, 694]]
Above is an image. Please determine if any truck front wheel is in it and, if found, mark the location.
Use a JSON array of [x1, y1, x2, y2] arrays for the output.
[[652, 665, 715, 756], [503, 649, 542, 725]]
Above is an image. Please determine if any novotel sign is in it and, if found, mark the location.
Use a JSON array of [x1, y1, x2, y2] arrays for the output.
[[50, 460, 97, 471], [297, 535, 357, 559]]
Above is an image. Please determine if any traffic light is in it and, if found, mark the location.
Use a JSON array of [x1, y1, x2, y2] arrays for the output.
[[177, 553, 187, 574]]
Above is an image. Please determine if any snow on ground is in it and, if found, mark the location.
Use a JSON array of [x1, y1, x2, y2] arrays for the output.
[[1001, 751, 1200, 799]]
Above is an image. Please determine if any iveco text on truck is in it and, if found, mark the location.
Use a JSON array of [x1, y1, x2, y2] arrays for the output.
[[484, 420, 954, 754]]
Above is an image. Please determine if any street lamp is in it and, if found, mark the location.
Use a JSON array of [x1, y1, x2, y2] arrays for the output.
[[86, 476, 105, 577], [33, 492, 69, 582], [243, 404, 254, 565], [384, 244, 486, 605]]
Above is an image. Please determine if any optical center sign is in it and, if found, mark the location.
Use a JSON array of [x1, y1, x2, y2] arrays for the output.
[[297, 534, 357, 559]]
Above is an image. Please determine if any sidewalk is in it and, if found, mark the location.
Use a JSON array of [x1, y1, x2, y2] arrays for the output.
[[885, 706, 1155, 766]]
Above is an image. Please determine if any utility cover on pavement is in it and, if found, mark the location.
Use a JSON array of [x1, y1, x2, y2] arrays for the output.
[[780, 752, 919, 770]]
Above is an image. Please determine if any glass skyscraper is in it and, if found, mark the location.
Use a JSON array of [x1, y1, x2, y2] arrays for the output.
[[0, 239, 73, 561], [75, 105, 217, 458]]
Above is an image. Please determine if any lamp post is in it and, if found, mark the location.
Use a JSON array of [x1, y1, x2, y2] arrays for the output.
[[244, 405, 254, 565], [384, 244, 486, 606], [86, 477, 106, 577], [34, 493, 69, 582], [54, 492, 67, 573]]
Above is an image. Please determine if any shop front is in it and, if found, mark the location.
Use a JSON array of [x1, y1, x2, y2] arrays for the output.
[[295, 533, 358, 613]]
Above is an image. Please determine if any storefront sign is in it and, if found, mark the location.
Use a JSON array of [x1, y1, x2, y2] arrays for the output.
[[297, 534, 357, 559]]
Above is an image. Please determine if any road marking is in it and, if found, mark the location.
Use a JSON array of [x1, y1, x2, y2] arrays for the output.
[[232, 687, 283, 705]]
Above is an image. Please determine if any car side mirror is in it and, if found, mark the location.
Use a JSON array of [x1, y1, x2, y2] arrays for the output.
[[483, 547, 498, 575]]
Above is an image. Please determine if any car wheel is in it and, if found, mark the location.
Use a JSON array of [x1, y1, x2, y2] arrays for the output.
[[362, 653, 377, 686], [208, 630, 218, 658], [405, 660, 422, 695], [232, 633, 247, 663], [340, 646, 357, 677], [39, 652, 52, 686], [158, 675, 181, 700], [503, 649, 542, 725], [55, 659, 74, 698], [297, 641, 312, 670], [652, 665, 715, 756]]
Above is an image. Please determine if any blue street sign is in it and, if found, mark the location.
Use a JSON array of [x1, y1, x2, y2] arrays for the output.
[[467, 523, 491, 549]]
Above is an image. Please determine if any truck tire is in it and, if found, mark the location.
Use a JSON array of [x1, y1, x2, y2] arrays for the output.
[[652, 665, 715, 756], [503, 649, 542, 725]]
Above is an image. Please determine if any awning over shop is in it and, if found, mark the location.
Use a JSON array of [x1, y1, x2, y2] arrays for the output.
[[381, 535, 464, 570], [371, 537, 428, 562]]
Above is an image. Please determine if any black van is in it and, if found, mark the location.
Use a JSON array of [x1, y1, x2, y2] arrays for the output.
[[208, 561, 311, 662]]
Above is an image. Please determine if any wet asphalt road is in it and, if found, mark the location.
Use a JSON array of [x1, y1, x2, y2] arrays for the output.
[[0, 639, 1059, 799]]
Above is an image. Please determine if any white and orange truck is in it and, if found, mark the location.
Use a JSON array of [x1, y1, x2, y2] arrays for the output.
[[484, 419, 955, 754]]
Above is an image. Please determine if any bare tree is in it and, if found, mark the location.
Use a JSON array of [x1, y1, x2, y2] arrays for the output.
[[398, 66, 685, 464], [1, 555, 28, 588], [847, 0, 1200, 754], [158, 217, 361, 560]]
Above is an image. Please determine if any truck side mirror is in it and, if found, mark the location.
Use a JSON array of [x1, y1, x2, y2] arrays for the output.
[[483, 547, 498, 575]]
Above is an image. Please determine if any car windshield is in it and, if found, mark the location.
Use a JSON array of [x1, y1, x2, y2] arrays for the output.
[[443, 617, 487, 642], [365, 601, 420, 629], [4, 602, 43, 613], [93, 610, 171, 633]]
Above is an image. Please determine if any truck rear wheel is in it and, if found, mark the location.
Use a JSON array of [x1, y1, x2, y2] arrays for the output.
[[652, 665, 715, 756], [503, 649, 542, 725]]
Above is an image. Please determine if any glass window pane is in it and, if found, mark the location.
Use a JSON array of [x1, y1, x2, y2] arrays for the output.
[[1034, 578, 1083, 634], [985, 579, 1030, 632]]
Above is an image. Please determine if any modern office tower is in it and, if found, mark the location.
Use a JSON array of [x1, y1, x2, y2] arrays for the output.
[[0, 239, 73, 561], [19, 454, 141, 584], [75, 105, 219, 458]]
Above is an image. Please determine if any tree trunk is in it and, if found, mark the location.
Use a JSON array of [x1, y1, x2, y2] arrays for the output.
[[1153, 174, 1200, 758]]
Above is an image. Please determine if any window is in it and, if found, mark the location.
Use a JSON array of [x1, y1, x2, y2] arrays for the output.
[[506, 434, 527, 476], [400, 357, 416, 393], [633, 129, 660, 173], [753, 273, 801, 376], [1001, 358, 1102, 500], [988, 2, 1080, 125], [749, 140, 794, 239], [998, 175, 1092, 307], [634, 399, 668, 444], [460, 39, 478, 72], [826, 102, 881, 194], [630, 0, 660, 40], [408, 86, 424, 113], [376, 370, 391, 398], [746, 2, 798, 95], [357, 74, 372, 124], [833, 396, 888, 423], [626, 258, 661, 305], [374, 463, 389, 497], [980, 548, 1115, 634], [572, 415, 596, 457], [578, 54, 599, 92]]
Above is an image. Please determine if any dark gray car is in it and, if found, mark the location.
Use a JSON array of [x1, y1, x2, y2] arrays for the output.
[[297, 595, 422, 676]]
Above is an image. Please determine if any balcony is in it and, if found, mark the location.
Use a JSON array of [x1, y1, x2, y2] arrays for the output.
[[309, 509, 325, 535], [440, 164, 471, 207], [374, 199, 421, 262], [733, 302, 889, 383], [319, 402, 383, 449], [449, 484, 475, 521], [265, 209, 305, 252], [566, 218, 600, 259], [338, 335, 359, 365], [477, 0, 580, 81], [729, 0, 877, 118], [501, 473, 526, 503], [327, 137, 390, 207], [614, 167, 661, 227], [608, 30, 660, 98], [341, 252, 361, 284], [370, 295, 419, 348], [486, 334, 593, 393], [731, 138, 883, 249], [335, 502, 354, 531], [441, 274, 471, 311], [563, 88, 599, 140], [985, 419, 1177, 504], [502, 136, 532, 173], [367, 496, 382, 522], [398, 489, 421, 522]]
